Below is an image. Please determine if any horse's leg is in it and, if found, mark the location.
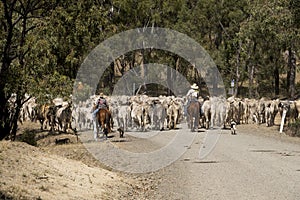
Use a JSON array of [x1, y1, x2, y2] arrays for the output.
[[187, 114, 191, 129], [103, 128, 108, 139], [187, 107, 193, 131], [194, 111, 199, 131], [191, 109, 196, 132], [102, 122, 107, 139], [101, 120, 106, 139], [190, 116, 194, 132]]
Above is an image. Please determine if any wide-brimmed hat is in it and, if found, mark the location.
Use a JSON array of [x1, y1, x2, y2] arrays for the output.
[[191, 83, 199, 90]]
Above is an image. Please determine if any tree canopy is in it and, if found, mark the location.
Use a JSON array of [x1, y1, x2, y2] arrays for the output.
[[0, 0, 299, 139]]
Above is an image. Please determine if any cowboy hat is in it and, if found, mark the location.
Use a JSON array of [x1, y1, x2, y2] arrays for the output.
[[191, 83, 199, 90]]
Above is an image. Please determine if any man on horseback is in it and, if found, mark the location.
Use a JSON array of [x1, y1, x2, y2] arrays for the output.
[[92, 93, 109, 118], [184, 83, 199, 116], [92, 93, 112, 141], [187, 83, 199, 101]]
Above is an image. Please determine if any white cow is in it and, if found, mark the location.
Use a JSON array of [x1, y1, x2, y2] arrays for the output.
[[116, 104, 131, 131], [265, 99, 280, 127], [201, 99, 211, 129], [130, 101, 148, 131], [148, 101, 167, 130], [210, 96, 228, 128], [167, 99, 182, 129]]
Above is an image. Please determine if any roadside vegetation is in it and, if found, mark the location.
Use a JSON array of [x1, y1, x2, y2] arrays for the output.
[[1, 0, 300, 140]]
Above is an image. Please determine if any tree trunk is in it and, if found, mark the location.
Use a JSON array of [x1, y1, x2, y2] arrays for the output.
[[0, 0, 16, 140], [248, 65, 255, 98], [248, 41, 257, 98], [271, 54, 280, 96], [0, 58, 12, 140], [9, 14, 28, 140], [234, 41, 241, 97], [0, 92, 11, 140], [288, 48, 296, 99], [11, 92, 23, 140], [274, 65, 280, 96]]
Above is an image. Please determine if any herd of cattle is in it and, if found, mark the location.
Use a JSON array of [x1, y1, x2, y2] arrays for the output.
[[15, 93, 300, 135]]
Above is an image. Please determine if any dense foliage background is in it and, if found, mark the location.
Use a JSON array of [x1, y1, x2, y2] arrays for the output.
[[1, 0, 299, 139]]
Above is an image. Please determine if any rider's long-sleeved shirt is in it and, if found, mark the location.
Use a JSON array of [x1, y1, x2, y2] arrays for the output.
[[186, 89, 198, 98]]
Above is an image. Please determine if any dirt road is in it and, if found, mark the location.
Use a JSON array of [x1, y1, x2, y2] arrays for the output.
[[133, 125, 300, 200], [1, 122, 299, 199], [85, 123, 300, 199]]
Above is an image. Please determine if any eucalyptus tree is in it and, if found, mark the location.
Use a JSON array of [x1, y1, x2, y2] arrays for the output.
[[237, 0, 299, 98], [0, 0, 58, 140]]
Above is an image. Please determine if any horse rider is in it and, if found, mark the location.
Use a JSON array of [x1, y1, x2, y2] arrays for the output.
[[187, 83, 199, 101], [92, 92, 109, 118], [184, 83, 199, 116]]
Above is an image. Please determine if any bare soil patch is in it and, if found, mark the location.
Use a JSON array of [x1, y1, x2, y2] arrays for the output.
[[0, 122, 159, 200], [0, 141, 116, 199]]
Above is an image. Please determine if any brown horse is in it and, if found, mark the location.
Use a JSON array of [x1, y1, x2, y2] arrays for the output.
[[96, 108, 113, 139], [187, 101, 200, 132]]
